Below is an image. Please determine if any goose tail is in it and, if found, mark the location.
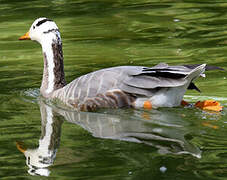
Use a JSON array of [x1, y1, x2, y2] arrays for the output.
[[185, 64, 206, 81]]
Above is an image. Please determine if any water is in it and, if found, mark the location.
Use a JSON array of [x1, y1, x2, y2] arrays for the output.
[[0, 0, 227, 179]]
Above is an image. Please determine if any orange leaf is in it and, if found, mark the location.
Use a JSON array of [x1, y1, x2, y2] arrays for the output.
[[195, 100, 223, 112], [203, 105, 223, 112]]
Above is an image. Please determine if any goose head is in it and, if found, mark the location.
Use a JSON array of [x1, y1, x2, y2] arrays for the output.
[[19, 17, 60, 44]]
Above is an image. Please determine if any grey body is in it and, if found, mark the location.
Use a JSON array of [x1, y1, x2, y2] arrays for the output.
[[52, 63, 205, 111]]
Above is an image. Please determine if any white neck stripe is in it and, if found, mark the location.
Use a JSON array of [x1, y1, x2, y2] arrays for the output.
[[42, 37, 55, 94]]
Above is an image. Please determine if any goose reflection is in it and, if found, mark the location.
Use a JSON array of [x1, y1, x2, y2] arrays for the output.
[[17, 100, 201, 176]]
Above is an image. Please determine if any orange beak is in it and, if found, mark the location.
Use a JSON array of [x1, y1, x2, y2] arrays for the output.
[[19, 31, 31, 40], [16, 141, 27, 153]]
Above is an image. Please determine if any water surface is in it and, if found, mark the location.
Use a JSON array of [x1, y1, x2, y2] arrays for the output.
[[0, 0, 227, 179]]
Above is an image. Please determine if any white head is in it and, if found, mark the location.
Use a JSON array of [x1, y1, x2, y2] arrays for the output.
[[19, 17, 60, 44]]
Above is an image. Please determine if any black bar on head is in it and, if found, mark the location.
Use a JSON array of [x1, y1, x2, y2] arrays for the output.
[[36, 18, 53, 27]]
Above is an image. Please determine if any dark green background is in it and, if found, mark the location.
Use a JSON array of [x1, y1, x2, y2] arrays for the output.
[[0, 0, 226, 179]]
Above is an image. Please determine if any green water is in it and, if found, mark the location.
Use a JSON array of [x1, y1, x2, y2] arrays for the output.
[[0, 0, 227, 179]]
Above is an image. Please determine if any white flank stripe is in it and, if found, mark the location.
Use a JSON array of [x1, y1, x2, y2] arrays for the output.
[[86, 73, 94, 98], [64, 80, 74, 100], [77, 88, 81, 100], [97, 71, 105, 94], [71, 76, 82, 99]]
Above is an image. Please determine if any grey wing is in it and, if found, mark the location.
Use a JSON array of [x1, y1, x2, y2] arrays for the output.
[[119, 63, 192, 96]]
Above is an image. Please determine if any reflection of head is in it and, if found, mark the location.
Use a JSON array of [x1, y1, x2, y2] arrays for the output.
[[24, 149, 56, 168], [16, 142, 57, 176], [24, 148, 56, 176], [16, 101, 63, 176]]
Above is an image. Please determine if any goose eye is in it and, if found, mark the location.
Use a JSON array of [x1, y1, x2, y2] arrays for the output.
[[33, 25, 35, 30]]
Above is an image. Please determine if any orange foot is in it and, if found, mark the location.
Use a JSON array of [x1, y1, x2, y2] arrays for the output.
[[143, 101, 152, 109], [194, 100, 223, 112]]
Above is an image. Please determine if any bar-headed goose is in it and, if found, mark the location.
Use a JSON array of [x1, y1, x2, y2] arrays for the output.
[[19, 17, 223, 111]]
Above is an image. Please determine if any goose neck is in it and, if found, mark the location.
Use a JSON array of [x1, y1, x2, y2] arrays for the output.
[[40, 33, 66, 98]]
